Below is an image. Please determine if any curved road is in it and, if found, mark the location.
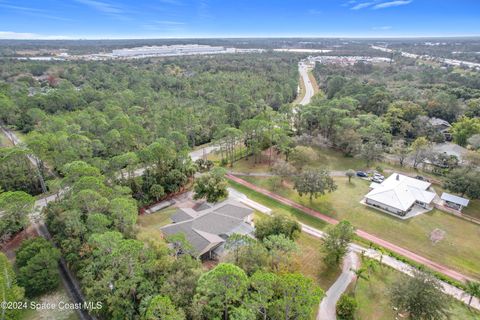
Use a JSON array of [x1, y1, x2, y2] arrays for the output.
[[298, 62, 315, 106], [317, 251, 360, 320]]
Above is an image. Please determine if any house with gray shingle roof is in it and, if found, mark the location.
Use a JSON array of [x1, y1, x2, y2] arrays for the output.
[[161, 200, 254, 259]]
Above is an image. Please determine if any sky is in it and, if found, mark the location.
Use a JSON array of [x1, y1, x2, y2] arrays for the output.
[[0, 0, 479, 39]]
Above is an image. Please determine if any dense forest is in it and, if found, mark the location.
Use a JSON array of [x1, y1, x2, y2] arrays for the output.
[[302, 57, 480, 164], [378, 38, 480, 64], [0, 53, 298, 197]]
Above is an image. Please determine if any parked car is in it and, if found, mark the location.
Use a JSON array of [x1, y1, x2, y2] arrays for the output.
[[373, 173, 385, 181], [372, 176, 383, 183], [415, 175, 429, 182], [356, 171, 368, 177]]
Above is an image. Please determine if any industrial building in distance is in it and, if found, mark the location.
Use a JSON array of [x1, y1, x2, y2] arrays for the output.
[[112, 44, 235, 58]]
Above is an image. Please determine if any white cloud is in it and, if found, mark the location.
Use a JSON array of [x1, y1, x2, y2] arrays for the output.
[[348, 0, 412, 10], [351, 1, 376, 10], [373, 0, 412, 9], [74, 0, 122, 14], [0, 31, 72, 40], [73, 0, 130, 19], [0, 3, 72, 21], [154, 20, 185, 25]]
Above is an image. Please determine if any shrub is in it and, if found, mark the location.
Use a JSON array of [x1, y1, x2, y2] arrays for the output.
[[336, 294, 357, 320]]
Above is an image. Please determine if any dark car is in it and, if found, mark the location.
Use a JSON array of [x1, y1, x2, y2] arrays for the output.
[[415, 175, 429, 182], [356, 171, 368, 177]]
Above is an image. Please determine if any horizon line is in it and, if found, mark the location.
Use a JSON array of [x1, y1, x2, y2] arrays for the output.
[[1, 34, 480, 41]]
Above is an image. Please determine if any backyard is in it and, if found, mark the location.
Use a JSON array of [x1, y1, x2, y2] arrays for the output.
[[136, 206, 176, 244], [235, 175, 480, 280], [352, 262, 480, 319]]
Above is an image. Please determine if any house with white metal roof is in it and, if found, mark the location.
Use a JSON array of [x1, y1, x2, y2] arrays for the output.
[[364, 173, 436, 217]]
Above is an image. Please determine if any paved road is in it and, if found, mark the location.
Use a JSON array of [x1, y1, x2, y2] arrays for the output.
[[227, 176, 480, 311], [317, 251, 359, 320], [298, 62, 315, 106]]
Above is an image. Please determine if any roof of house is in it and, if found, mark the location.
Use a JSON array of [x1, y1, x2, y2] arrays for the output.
[[171, 208, 197, 223], [161, 200, 254, 256], [365, 173, 436, 212], [428, 117, 451, 128], [441, 192, 469, 207], [195, 202, 212, 212]]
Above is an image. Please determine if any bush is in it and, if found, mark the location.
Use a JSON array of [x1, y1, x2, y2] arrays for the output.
[[195, 158, 214, 172], [16, 237, 61, 297], [254, 214, 301, 241], [336, 294, 357, 320]]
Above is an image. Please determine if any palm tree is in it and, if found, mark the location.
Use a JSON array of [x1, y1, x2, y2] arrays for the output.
[[351, 267, 369, 294], [465, 280, 480, 307], [365, 259, 379, 275]]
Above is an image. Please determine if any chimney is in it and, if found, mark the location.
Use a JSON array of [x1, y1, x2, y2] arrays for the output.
[[396, 174, 400, 181]]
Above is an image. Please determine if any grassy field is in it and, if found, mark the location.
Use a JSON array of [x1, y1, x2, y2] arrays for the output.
[[462, 199, 480, 220], [238, 175, 480, 280], [226, 146, 367, 173], [227, 145, 456, 184], [254, 210, 339, 290], [228, 180, 328, 231], [353, 263, 480, 320], [294, 232, 340, 290]]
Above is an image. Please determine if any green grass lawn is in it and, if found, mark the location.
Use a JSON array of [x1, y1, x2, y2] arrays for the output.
[[237, 175, 480, 280], [462, 199, 480, 220], [254, 210, 339, 291], [354, 263, 480, 320], [137, 207, 176, 230], [136, 206, 177, 246], [294, 232, 340, 291], [228, 180, 328, 231]]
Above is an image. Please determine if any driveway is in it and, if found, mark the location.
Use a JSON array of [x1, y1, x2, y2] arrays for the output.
[[317, 250, 360, 320]]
